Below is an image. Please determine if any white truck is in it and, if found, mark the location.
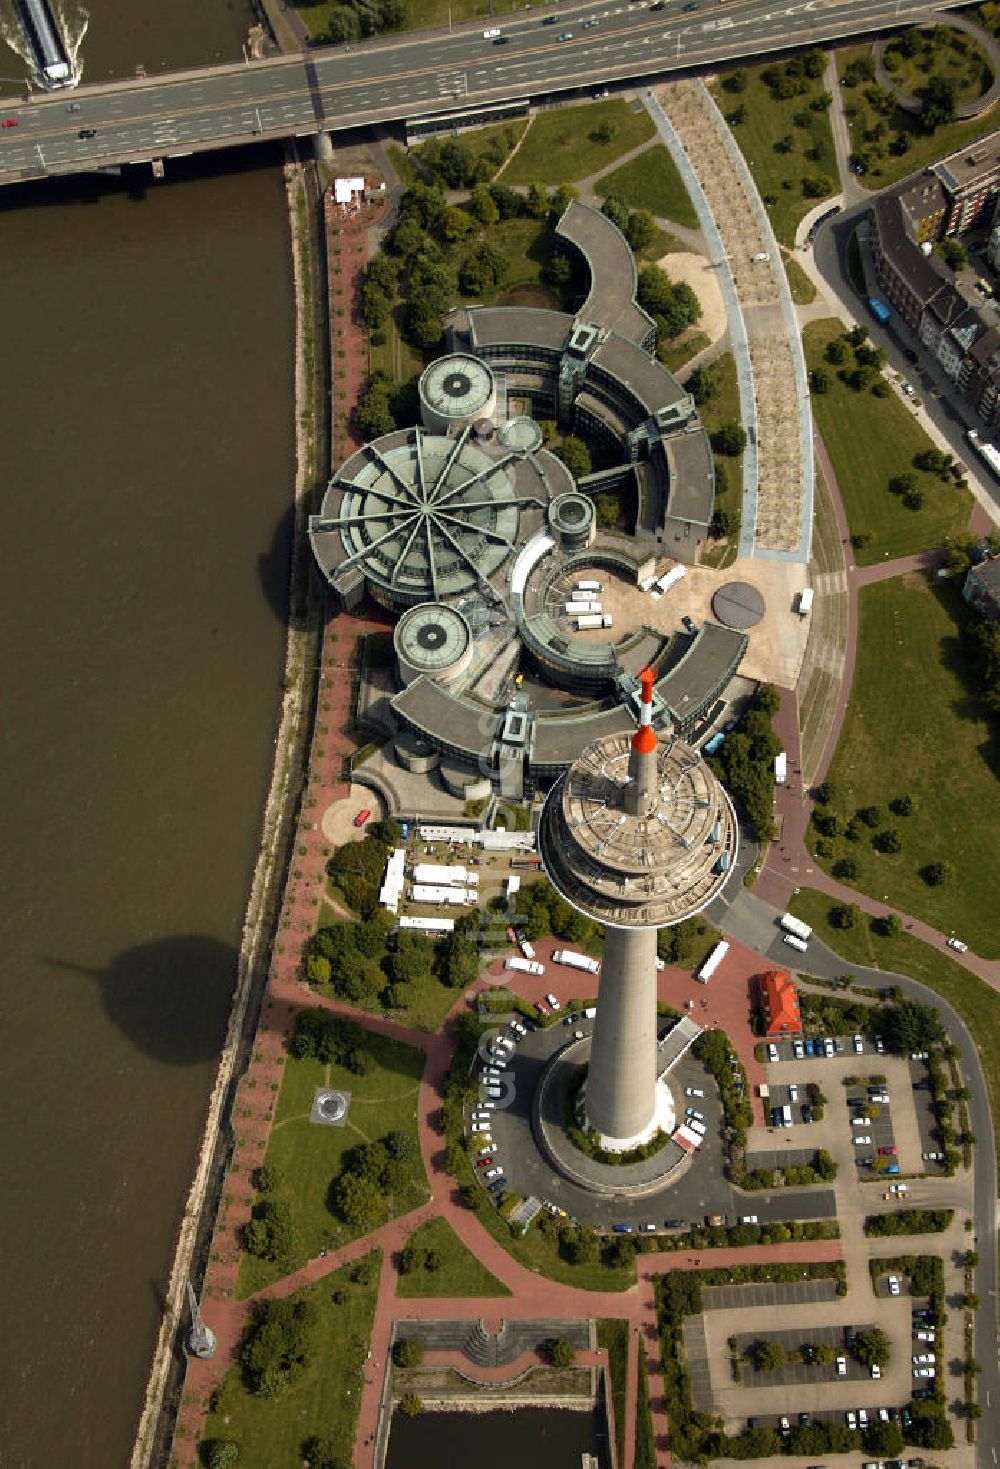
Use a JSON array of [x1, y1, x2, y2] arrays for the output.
[[780, 912, 812, 942], [552, 949, 601, 974], [697, 939, 730, 983], [656, 565, 686, 594], [566, 600, 602, 616], [798, 587, 814, 617], [575, 580, 603, 593], [505, 955, 545, 976], [575, 613, 613, 630], [783, 933, 809, 954]]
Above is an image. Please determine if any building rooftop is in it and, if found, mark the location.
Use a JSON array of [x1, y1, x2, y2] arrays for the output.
[[663, 428, 715, 527], [656, 623, 748, 719], [589, 332, 688, 418], [933, 130, 1000, 197], [760, 969, 802, 1036], [556, 199, 656, 346], [467, 305, 572, 353]]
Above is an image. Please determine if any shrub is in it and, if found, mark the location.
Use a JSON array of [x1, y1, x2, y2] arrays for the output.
[[394, 1338, 424, 1367], [548, 1336, 576, 1367]]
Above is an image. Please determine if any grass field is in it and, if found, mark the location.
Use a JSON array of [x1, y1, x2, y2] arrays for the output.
[[804, 319, 972, 562], [387, 143, 425, 189], [598, 1319, 630, 1466], [396, 1216, 511, 1297], [659, 329, 711, 374], [503, 99, 655, 186], [789, 889, 1000, 1167], [201, 1255, 380, 1469], [694, 350, 742, 552], [238, 1033, 429, 1295], [594, 143, 699, 228], [835, 42, 1000, 189], [710, 62, 838, 245], [884, 27, 992, 109], [807, 573, 1000, 957], [411, 118, 530, 185], [783, 252, 817, 304]]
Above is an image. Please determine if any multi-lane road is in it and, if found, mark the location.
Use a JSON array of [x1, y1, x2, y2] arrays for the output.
[[0, 0, 966, 184]]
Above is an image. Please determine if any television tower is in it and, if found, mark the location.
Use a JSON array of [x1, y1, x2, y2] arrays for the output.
[[538, 668, 738, 1149]]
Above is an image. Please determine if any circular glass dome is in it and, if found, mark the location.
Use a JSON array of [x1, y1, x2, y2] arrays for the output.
[[395, 602, 472, 678], [310, 430, 526, 606], [419, 353, 495, 425]]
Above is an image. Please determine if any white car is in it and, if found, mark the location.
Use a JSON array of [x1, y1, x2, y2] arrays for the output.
[[858, 1409, 869, 1428], [922, 1150, 944, 1161], [914, 1366, 936, 1378], [912, 1352, 935, 1364], [870, 1363, 881, 1379], [824, 1038, 835, 1057], [846, 1410, 857, 1429], [853, 1033, 865, 1054], [483, 1166, 504, 1181], [788, 1083, 799, 1103], [483, 1087, 502, 1099], [738, 1214, 759, 1225], [836, 1355, 847, 1376], [793, 1040, 804, 1059], [877, 1408, 891, 1423], [852, 1115, 872, 1126], [471, 1121, 492, 1133], [875, 1036, 885, 1053], [947, 937, 968, 952], [510, 1019, 527, 1036], [914, 1329, 936, 1341], [684, 1086, 705, 1098], [545, 993, 561, 1012], [854, 1134, 872, 1146], [888, 1275, 901, 1296], [477, 1144, 495, 1158], [767, 1043, 779, 1063]]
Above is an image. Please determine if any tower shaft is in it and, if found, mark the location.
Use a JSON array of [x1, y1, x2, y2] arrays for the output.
[[585, 926, 659, 1144]]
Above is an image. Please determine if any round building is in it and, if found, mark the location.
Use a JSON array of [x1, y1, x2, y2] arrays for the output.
[[418, 353, 496, 434], [394, 602, 473, 687]]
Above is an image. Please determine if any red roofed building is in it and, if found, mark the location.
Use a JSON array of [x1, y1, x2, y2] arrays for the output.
[[758, 969, 802, 1037]]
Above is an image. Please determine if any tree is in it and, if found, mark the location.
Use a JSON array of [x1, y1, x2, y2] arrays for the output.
[[636, 264, 675, 316], [244, 1197, 300, 1264], [394, 1338, 424, 1367], [749, 1338, 785, 1371], [626, 209, 656, 254], [548, 1336, 576, 1367], [470, 182, 499, 227], [359, 280, 392, 331], [858, 804, 883, 828], [206, 1442, 240, 1469], [833, 856, 859, 880], [920, 861, 951, 886], [830, 902, 859, 930], [332, 1171, 385, 1231], [872, 912, 901, 938], [301, 1436, 349, 1469], [882, 999, 945, 1053], [306, 952, 332, 987], [601, 195, 630, 233], [399, 1393, 423, 1417], [687, 366, 714, 405], [326, 7, 360, 44], [802, 173, 834, 198], [865, 1421, 904, 1456], [526, 182, 548, 218], [710, 506, 736, 538], [813, 1341, 835, 1365], [853, 1326, 891, 1368], [890, 793, 914, 816], [554, 436, 592, 480], [241, 1295, 316, 1397], [711, 423, 747, 457], [825, 336, 849, 365], [724, 67, 748, 92], [936, 237, 966, 271], [355, 378, 395, 438], [920, 73, 958, 131], [810, 367, 832, 394], [873, 827, 903, 854]]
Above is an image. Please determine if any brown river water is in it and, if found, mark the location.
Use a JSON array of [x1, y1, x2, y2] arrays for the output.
[[0, 4, 295, 1465]]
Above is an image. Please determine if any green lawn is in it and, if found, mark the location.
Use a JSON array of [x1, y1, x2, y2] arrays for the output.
[[710, 62, 838, 245], [412, 118, 529, 184], [594, 143, 699, 228], [503, 100, 655, 186], [836, 42, 1000, 188], [201, 1255, 380, 1469], [788, 889, 1000, 1168], [396, 1216, 511, 1297], [883, 26, 992, 109], [804, 319, 972, 562], [387, 143, 425, 189], [693, 350, 742, 552], [238, 1034, 429, 1296], [783, 252, 817, 304], [598, 1319, 630, 1466], [807, 573, 1000, 957], [659, 329, 711, 375]]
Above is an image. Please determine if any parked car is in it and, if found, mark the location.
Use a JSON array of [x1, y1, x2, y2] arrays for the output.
[[888, 1275, 901, 1296], [471, 1121, 492, 1133], [767, 1043, 779, 1063], [836, 1355, 847, 1376], [483, 1166, 504, 1181], [858, 1409, 869, 1428], [853, 1033, 864, 1053], [788, 1084, 799, 1102], [612, 1223, 633, 1234], [793, 1040, 804, 1059], [353, 807, 371, 827], [641, 1222, 657, 1233], [871, 1363, 882, 1379], [779, 1416, 791, 1434], [922, 1150, 944, 1161], [2, 117, 19, 128], [738, 1214, 759, 1225], [685, 1086, 705, 1098], [912, 1353, 935, 1364], [879, 1145, 898, 1156], [824, 1038, 835, 1057], [846, 1410, 857, 1429], [545, 993, 561, 1012], [913, 1367, 936, 1379]]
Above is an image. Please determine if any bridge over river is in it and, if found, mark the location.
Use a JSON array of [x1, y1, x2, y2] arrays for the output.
[[0, 0, 963, 185]]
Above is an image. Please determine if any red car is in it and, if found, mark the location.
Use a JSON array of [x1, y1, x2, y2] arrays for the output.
[[353, 807, 371, 828], [879, 1145, 898, 1156], [2, 118, 19, 129]]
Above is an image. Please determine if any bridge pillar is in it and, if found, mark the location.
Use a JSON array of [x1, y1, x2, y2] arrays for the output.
[[313, 131, 334, 163]]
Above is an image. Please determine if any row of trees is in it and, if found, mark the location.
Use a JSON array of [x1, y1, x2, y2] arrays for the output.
[[321, 0, 403, 44], [707, 682, 782, 843], [331, 1130, 418, 1231]]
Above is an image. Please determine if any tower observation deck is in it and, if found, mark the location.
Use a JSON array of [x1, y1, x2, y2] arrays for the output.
[[539, 668, 738, 1148]]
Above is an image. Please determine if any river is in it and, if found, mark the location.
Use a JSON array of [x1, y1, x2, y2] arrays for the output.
[[0, 5, 294, 1467]]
